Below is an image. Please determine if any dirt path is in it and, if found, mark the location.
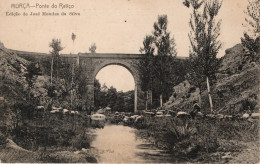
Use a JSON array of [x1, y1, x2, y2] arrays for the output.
[[229, 141, 259, 163]]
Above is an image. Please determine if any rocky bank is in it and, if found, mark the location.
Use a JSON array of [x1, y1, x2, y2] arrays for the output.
[[164, 44, 260, 114]]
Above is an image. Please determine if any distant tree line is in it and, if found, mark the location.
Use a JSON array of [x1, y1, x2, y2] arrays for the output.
[[94, 79, 135, 112]]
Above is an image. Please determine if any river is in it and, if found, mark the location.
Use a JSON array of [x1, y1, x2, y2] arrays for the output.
[[91, 124, 176, 163]]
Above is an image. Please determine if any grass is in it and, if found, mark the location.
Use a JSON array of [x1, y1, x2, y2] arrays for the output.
[[134, 116, 259, 163], [0, 107, 98, 163]]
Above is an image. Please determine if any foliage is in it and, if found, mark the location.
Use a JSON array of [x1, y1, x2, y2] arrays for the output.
[[240, 98, 257, 113], [9, 110, 90, 151], [49, 39, 64, 84], [241, 33, 260, 55], [89, 43, 97, 54], [94, 79, 134, 112], [71, 33, 76, 42], [0, 131, 7, 147], [139, 15, 180, 108], [25, 63, 41, 89], [152, 15, 177, 107], [135, 116, 258, 162], [185, 0, 222, 80], [71, 130, 92, 150], [139, 35, 155, 93], [59, 58, 88, 110], [241, 0, 260, 60], [184, 0, 222, 112], [243, 0, 260, 39]]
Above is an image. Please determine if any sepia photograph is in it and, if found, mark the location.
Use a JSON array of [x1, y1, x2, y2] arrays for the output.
[[0, 0, 259, 163]]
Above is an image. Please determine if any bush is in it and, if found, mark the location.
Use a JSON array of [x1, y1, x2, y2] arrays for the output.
[[71, 130, 91, 150], [240, 98, 257, 113], [9, 111, 91, 151], [0, 131, 7, 147], [135, 116, 258, 160]]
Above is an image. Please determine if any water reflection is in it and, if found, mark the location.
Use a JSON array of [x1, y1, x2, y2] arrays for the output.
[[91, 125, 175, 163]]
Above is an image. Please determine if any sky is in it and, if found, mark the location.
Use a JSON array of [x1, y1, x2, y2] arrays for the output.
[[0, 0, 249, 91], [96, 65, 135, 92]]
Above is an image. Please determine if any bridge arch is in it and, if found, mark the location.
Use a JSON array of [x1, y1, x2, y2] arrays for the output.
[[93, 61, 138, 84], [78, 53, 143, 113], [94, 63, 137, 112]]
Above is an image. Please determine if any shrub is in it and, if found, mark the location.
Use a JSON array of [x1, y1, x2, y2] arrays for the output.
[[240, 98, 257, 113], [0, 131, 7, 147], [71, 130, 91, 150], [134, 116, 259, 160]]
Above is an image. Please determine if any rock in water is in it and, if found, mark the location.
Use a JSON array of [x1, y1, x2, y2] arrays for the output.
[[242, 113, 250, 119]]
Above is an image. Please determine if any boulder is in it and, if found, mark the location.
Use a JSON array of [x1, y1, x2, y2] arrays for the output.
[[164, 80, 200, 112], [63, 109, 69, 113], [35, 106, 44, 110], [176, 111, 191, 119], [242, 113, 250, 119], [251, 113, 260, 119]]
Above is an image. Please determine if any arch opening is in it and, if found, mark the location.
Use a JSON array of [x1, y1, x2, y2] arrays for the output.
[[94, 64, 137, 113]]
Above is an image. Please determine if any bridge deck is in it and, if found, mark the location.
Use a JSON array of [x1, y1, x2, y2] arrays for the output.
[[11, 49, 188, 60]]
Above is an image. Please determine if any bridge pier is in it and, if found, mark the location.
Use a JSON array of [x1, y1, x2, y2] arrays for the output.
[[86, 83, 94, 112], [134, 84, 137, 113]]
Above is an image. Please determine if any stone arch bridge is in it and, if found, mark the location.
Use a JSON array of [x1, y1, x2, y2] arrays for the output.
[[77, 53, 143, 112], [15, 50, 187, 112], [15, 50, 144, 112]]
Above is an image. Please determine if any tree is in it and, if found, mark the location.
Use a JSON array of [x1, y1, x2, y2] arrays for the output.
[[48, 39, 63, 110], [72, 33, 76, 48], [89, 43, 97, 54], [94, 79, 101, 108], [106, 86, 118, 110], [243, 0, 260, 39], [139, 15, 177, 108], [152, 15, 177, 107], [94, 80, 135, 112], [139, 35, 155, 109], [49, 39, 63, 85], [25, 63, 41, 100], [241, 0, 260, 57], [70, 33, 77, 107], [184, 0, 222, 112]]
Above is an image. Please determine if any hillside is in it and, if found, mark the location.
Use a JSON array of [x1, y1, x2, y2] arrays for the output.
[[0, 42, 29, 104], [213, 44, 260, 114], [164, 44, 260, 114]]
